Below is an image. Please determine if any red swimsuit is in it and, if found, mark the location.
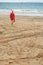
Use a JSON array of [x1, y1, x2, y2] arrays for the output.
[[10, 12, 15, 22]]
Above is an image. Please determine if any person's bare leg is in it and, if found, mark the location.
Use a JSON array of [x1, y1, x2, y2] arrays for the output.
[[13, 19, 15, 24], [11, 22, 13, 25], [11, 20, 15, 26], [11, 20, 13, 26]]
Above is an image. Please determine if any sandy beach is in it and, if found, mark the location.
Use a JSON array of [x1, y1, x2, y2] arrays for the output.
[[0, 15, 43, 65]]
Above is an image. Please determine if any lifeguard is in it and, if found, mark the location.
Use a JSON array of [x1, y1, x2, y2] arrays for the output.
[[10, 11, 15, 25]]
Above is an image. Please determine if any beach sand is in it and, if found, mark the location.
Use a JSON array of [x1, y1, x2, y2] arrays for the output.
[[0, 15, 43, 65]]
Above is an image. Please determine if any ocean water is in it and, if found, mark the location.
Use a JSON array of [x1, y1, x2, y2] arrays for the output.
[[0, 2, 43, 16]]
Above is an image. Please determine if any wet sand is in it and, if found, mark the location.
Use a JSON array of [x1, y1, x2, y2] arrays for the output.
[[0, 15, 43, 65]]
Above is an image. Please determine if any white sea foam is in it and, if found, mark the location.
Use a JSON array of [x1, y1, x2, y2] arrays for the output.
[[0, 9, 43, 16]]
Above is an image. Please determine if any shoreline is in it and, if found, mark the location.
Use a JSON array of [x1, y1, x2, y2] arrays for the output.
[[0, 9, 43, 16], [0, 14, 43, 16]]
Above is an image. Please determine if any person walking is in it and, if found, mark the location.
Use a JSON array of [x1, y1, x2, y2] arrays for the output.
[[10, 11, 15, 25]]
